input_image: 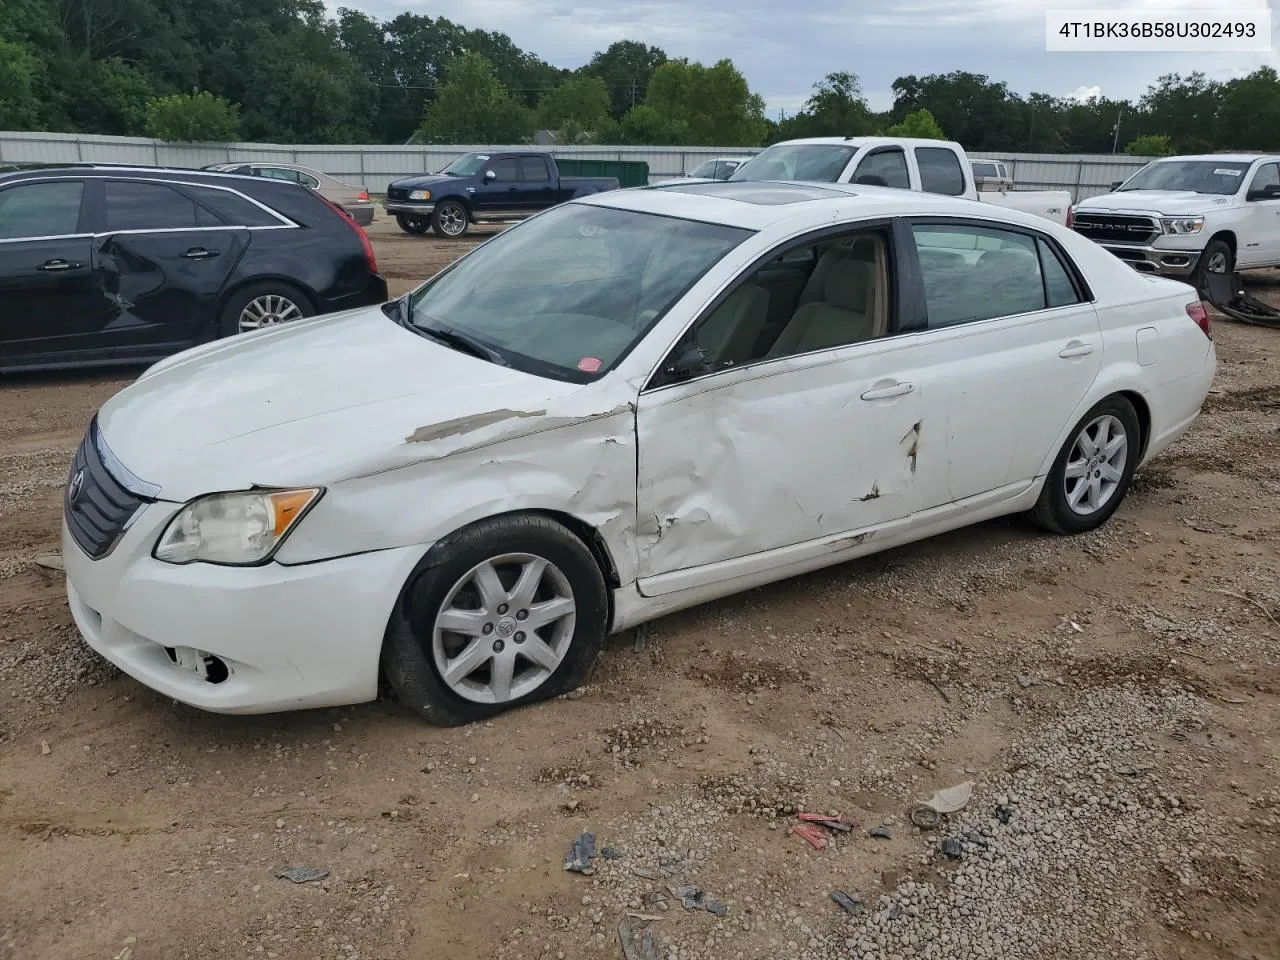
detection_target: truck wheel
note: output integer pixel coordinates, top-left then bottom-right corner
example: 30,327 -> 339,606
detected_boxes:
432,200 -> 470,239
396,214 -> 431,235
1194,237 -> 1233,291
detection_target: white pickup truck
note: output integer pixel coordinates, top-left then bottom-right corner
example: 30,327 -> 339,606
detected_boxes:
1068,152 -> 1280,285
716,137 -> 1071,224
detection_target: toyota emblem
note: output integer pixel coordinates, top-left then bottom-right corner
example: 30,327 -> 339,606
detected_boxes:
68,468 -> 84,503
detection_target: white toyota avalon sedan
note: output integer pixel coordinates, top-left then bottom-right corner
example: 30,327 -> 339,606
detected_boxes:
61,180 -> 1217,725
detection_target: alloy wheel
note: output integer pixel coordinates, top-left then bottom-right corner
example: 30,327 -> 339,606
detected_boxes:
1064,414 -> 1128,516
238,294 -> 304,332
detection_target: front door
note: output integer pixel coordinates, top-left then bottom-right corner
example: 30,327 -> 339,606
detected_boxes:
1239,161 -> 1280,268
903,219 -> 1103,506
474,157 -> 522,218
0,178 -> 110,367
635,222 -> 925,595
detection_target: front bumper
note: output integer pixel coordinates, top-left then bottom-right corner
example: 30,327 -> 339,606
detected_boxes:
385,202 -> 436,217
1100,244 -> 1201,278
62,507 -> 425,715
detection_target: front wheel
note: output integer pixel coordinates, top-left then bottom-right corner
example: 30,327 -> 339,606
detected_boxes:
1194,237 -> 1233,292
382,514 -> 608,725
396,213 -> 431,235
432,200 -> 470,238
1030,395 -> 1141,535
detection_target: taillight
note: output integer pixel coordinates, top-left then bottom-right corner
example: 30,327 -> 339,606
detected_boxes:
1186,299 -> 1211,339
1065,206 -> 1074,229
318,194 -> 379,275
357,190 -> 369,200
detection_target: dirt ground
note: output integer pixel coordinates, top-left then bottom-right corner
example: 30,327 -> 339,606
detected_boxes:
2,214 -> 1278,960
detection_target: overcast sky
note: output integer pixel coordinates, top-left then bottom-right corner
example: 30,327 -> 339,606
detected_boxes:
335,0 -> 1278,116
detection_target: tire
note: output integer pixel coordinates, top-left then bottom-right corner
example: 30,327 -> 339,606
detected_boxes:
218,281 -> 313,337
432,200 -> 470,239
1030,395 -> 1141,535
1193,237 -> 1233,292
396,213 -> 431,235
382,514 -> 609,726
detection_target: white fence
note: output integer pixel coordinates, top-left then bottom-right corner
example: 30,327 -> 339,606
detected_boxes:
0,131 -> 1153,202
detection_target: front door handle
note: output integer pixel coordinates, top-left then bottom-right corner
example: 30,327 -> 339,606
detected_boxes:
861,381 -> 914,401
183,248 -> 217,260
37,258 -> 79,272
1059,341 -> 1095,358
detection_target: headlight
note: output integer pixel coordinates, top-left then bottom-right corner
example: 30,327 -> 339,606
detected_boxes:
153,488 -> 322,565
1160,216 -> 1204,235
409,189 -> 432,201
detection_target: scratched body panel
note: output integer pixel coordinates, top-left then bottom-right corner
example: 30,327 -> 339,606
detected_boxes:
634,340 -> 925,582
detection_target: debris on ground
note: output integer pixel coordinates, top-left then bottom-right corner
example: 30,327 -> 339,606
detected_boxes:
830,890 -> 865,916
631,866 -> 661,880
797,811 -> 856,832
275,867 -> 329,883
908,805 -> 940,830
601,846 -> 623,860
939,837 -> 964,859
788,823 -> 829,850
869,826 -> 893,839
563,831 -> 597,874
31,554 -> 64,573
666,883 -> 729,916
617,920 -> 659,960
920,780 -> 974,814
40,740 -> 50,755
995,804 -> 1013,825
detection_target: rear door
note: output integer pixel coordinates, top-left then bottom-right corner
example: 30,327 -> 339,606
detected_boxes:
0,178 -> 108,366
517,155 -> 556,210
94,178 -> 249,351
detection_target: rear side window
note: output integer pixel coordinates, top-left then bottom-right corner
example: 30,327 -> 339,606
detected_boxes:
0,181 -> 84,239
1037,238 -> 1082,307
191,186 -> 284,227
853,148 -> 910,188
915,147 -> 966,196
105,181 -> 203,231
911,223 -> 1047,326
519,157 -> 549,180
490,158 -> 519,181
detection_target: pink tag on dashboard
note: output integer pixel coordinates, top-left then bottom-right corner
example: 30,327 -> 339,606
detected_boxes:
577,357 -> 602,372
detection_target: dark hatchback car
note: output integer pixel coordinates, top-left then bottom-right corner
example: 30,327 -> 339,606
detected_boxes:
0,165 -> 387,372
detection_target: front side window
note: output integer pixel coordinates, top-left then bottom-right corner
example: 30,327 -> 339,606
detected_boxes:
729,144 -> 857,183
1248,162 -> 1280,195
915,147 -> 966,196
405,203 -> 751,381
488,158 -> 519,182
0,181 -> 84,239
853,149 -> 910,189
912,223 -> 1051,327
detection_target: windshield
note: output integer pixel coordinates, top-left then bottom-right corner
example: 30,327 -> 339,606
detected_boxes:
729,144 -> 857,183
405,203 -> 752,381
441,153 -> 490,176
689,160 -> 716,178
1117,160 -> 1252,195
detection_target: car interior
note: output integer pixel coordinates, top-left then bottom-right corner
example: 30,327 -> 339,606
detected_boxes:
687,231 -> 891,372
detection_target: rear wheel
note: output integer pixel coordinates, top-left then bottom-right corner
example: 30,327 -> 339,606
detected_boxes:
382,514 -> 608,726
1030,395 -> 1141,535
218,282 -> 313,337
432,200 -> 470,239
396,214 -> 430,235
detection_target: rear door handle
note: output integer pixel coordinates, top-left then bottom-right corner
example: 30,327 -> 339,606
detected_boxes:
37,259 -> 79,272
183,248 -> 217,260
1059,341 -> 1095,359
860,381 -> 914,401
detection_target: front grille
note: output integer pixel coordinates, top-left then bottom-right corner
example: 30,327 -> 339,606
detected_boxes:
64,419 -> 155,560
1072,213 -> 1159,245
387,186 -> 409,202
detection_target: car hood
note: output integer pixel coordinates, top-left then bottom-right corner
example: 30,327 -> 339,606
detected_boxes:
390,174 -> 464,189
96,306 -> 588,502
1075,190 -> 1230,215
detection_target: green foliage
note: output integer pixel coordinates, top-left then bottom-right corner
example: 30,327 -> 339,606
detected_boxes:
642,58 -> 766,146
0,39 -> 42,129
1216,67 -> 1280,151
774,72 -> 875,141
416,52 -> 535,144
882,107 -> 946,139
1124,134 -> 1174,157
144,90 -> 240,141
539,75 -> 612,142
582,40 -> 667,120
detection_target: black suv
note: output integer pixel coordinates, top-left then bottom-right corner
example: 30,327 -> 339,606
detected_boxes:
0,165 -> 387,372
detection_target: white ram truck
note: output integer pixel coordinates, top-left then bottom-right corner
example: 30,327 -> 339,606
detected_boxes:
1068,153 -> 1280,285
717,137 -> 1071,224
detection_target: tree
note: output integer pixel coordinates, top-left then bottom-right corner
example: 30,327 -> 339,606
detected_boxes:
415,52 -> 535,144
1216,67 -> 1280,151
539,75 -> 612,142
1124,134 -> 1174,157
642,58 -> 766,145
774,71 -> 874,141
0,39 -> 41,129
891,71 -> 1020,150
584,40 -> 667,119
882,107 -> 946,139
1139,72 -> 1222,153
144,90 -> 240,141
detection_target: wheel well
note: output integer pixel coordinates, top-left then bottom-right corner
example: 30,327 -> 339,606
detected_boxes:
1117,389 -> 1151,461
530,510 -> 621,589
216,277 -> 318,324
1207,230 -> 1236,258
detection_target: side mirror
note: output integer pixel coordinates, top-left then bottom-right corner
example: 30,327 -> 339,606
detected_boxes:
657,343 -> 710,384
1246,184 -> 1280,201
1109,180 -> 1123,191
484,169 -> 497,181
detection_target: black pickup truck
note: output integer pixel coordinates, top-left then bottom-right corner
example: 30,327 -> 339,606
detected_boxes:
385,151 -> 620,238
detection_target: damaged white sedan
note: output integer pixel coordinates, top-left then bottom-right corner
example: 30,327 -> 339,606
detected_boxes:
62,180 -> 1216,724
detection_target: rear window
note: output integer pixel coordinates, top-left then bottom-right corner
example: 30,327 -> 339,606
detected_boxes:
916,147 -> 966,196
191,186 -> 284,227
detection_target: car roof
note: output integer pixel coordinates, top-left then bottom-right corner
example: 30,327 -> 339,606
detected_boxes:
576,179 -> 1050,232
1152,153 -> 1275,163
0,165 -> 310,186
763,136 -> 966,151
